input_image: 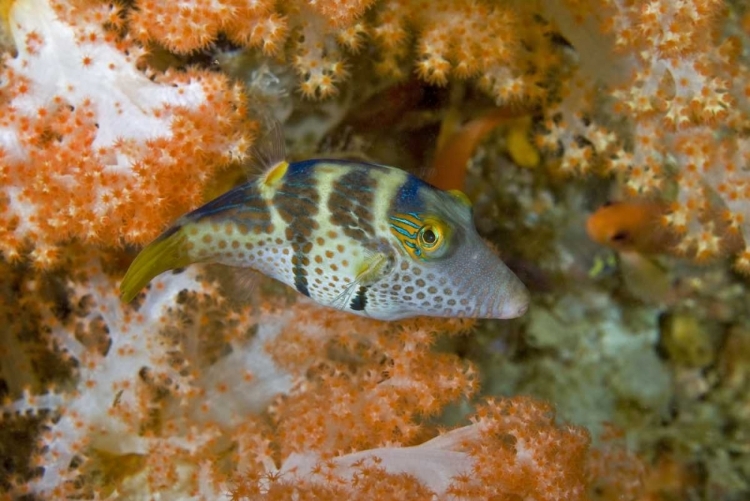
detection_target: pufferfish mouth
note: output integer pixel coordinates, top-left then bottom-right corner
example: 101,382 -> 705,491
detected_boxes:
492,284 -> 529,318
461,274 -> 529,319
447,244 -> 530,319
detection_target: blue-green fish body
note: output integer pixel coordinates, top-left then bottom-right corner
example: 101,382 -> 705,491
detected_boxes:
120,158 -> 529,320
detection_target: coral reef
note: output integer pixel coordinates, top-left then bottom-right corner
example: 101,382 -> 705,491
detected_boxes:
538,0 -> 750,270
1,253 -> 640,499
0,0 -> 255,267
1,0 -> 749,499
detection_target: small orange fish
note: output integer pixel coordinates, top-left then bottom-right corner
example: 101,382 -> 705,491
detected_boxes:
586,201 -> 678,255
587,200 -> 680,305
426,107 -> 532,192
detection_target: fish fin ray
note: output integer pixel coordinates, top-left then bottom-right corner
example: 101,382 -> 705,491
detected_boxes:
246,119 -> 287,180
331,277 -> 361,311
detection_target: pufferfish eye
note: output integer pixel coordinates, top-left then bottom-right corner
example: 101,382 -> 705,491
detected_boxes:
418,225 -> 440,249
389,213 -> 451,260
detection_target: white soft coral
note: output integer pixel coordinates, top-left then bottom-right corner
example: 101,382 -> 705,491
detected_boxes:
0,0 -> 254,264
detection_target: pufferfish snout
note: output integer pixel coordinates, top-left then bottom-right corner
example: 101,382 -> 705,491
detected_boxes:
120,151 -> 529,320
436,235 -> 530,319
375,181 -> 529,319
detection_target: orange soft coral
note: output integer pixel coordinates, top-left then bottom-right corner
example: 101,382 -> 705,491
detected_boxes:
268,313 -> 478,457
375,0 -> 519,86
1,257 -> 645,498
129,0 -> 287,55
374,0 -> 563,105
128,0 -> 562,103
232,395 -> 641,500
0,0 -> 256,267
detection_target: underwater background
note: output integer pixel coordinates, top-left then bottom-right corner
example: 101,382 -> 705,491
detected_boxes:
1,0 -> 749,499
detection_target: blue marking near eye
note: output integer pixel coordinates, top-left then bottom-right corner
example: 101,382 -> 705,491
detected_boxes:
393,175 -> 426,211
391,217 -> 421,230
389,215 -> 421,228
390,225 -> 417,238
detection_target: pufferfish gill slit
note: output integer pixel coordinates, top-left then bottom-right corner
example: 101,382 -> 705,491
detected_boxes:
120,134 -> 530,321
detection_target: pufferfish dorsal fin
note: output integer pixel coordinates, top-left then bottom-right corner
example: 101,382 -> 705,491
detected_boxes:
253,121 -> 295,201
244,119 -> 288,179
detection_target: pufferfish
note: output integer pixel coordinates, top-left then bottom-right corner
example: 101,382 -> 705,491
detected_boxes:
120,147 -> 529,320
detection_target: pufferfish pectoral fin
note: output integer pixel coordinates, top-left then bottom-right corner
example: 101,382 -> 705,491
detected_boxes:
120,224 -> 194,302
356,250 -> 396,287
332,249 -> 396,313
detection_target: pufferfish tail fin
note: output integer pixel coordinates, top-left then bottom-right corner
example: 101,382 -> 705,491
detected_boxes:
120,225 -> 193,302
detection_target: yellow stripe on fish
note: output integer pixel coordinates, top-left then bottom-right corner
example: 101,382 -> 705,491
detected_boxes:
121,157 -> 529,320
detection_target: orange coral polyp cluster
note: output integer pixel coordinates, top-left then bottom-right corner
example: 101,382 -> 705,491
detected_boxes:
267,312 -> 479,458
3,256 -> 642,498
374,0 -> 541,103
308,0 -> 378,28
0,0 -> 256,266
129,0 -> 286,56
127,0 -> 558,104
